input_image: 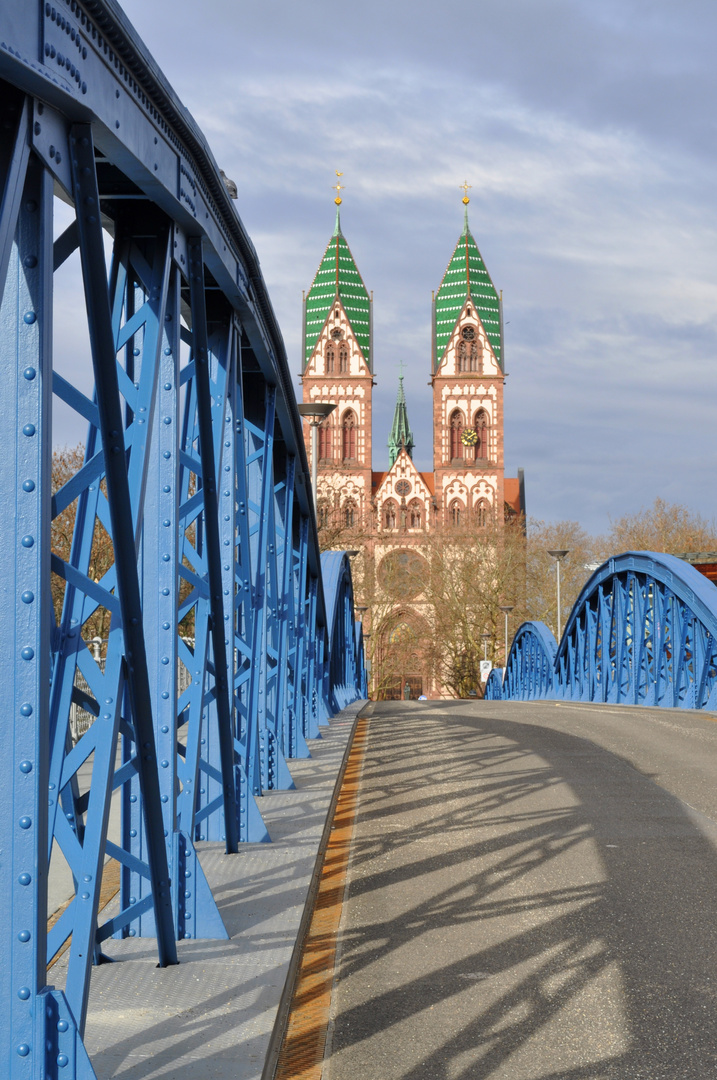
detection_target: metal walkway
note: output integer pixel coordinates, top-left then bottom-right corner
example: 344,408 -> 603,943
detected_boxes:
0,4 -> 364,1077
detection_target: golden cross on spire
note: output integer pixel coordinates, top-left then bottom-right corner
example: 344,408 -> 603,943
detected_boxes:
460,180 -> 471,205
332,170 -> 345,206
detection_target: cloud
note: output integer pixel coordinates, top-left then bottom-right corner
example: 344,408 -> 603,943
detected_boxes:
50,0 -> 717,533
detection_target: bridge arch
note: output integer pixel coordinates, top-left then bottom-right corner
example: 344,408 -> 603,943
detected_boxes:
500,621 -> 558,701
557,551 -> 717,709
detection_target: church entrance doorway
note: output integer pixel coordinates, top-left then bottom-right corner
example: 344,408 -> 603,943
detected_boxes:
381,675 -> 423,701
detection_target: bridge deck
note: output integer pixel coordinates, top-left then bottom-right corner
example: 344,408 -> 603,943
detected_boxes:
320,699 -> 717,1079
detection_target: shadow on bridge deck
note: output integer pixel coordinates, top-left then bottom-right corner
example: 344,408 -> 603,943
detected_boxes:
47,703 -> 366,1080
322,699 -> 717,1080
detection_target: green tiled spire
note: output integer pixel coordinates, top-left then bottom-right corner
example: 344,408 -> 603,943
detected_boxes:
388,376 -> 414,467
434,207 -> 502,370
304,209 -> 372,370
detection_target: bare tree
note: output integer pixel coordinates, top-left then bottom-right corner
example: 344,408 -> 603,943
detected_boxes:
604,497 -> 717,555
353,497 -> 717,699
415,517 -> 529,696
525,519 -> 602,640
52,443 -> 115,644
315,474 -> 374,553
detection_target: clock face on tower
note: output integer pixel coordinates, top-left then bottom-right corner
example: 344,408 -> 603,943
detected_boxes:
461,428 -> 478,446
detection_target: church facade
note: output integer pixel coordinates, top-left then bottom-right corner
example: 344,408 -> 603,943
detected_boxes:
300,196 -> 524,698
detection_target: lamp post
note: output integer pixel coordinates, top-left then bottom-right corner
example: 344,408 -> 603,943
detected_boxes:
547,549 -> 570,642
297,402 -> 336,508
498,604 -> 514,668
482,632 -> 491,661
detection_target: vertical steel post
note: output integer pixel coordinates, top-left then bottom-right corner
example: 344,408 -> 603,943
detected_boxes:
0,148 -> 95,1080
187,238 -> 239,852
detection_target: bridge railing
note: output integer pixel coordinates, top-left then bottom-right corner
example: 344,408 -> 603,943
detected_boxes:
490,552 -> 717,711
0,3 -> 363,1076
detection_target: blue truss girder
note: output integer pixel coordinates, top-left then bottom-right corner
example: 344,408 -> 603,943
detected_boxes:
0,4 -> 364,1074
498,621 -> 557,702
498,553 -> 717,711
321,551 -> 362,714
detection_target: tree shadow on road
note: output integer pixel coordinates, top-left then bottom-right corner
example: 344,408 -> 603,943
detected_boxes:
319,700 -> 717,1080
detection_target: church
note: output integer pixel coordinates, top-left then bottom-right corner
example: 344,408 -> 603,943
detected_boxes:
300,188 -> 525,698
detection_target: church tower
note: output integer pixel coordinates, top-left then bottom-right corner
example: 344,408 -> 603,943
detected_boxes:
301,190 -> 373,528
432,191 -> 505,527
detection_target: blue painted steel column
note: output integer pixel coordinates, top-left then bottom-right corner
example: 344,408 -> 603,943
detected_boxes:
304,575 -> 322,737
229,354 -> 267,831
291,518 -> 310,742
194,324 -> 269,844
274,458 -> 309,760
0,142 -> 95,1077
187,238 -> 239,851
246,390 -> 294,791
222,336 -> 268,840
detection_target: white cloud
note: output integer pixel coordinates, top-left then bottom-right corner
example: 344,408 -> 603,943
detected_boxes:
45,0 -> 717,533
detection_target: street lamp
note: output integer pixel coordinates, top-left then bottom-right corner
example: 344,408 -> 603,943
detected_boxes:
547,549 -> 570,642
498,604 -> 514,667
297,402 -> 336,508
481,632 -> 491,661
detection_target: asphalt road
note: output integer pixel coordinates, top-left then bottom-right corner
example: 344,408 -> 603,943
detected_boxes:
324,699 -> 717,1080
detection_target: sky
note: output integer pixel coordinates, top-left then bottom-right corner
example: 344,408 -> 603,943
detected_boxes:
97,0 -> 717,534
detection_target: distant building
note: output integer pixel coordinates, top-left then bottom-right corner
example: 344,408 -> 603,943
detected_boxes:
300,193 -> 524,698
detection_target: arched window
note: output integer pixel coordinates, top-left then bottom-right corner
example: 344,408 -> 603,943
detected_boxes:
458,340 -> 467,372
384,500 -> 397,530
318,420 -> 332,461
342,410 -> 356,461
475,498 -> 490,527
339,344 -> 349,373
474,409 -> 489,460
325,345 -> 335,374
449,409 -> 464,460
343,499 -> 357,528
449,499 -> 463,527
408,499 -> 422,528
317,500 -> 330,529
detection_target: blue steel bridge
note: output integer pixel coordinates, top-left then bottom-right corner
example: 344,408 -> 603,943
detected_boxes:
486,552 -> 717,711
2,3 -> 717,1078
0,2 -> 364,1076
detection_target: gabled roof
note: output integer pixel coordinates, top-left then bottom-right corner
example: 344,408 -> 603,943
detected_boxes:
304,208 -> 371,371
388,376 -> 414,466
434,208 -> 502,370
372,451 -> 434,499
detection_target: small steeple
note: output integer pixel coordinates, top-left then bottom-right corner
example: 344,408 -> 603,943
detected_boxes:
460,179 -> 471,235
388,375 -> 414,467
332,171 -> 344,236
